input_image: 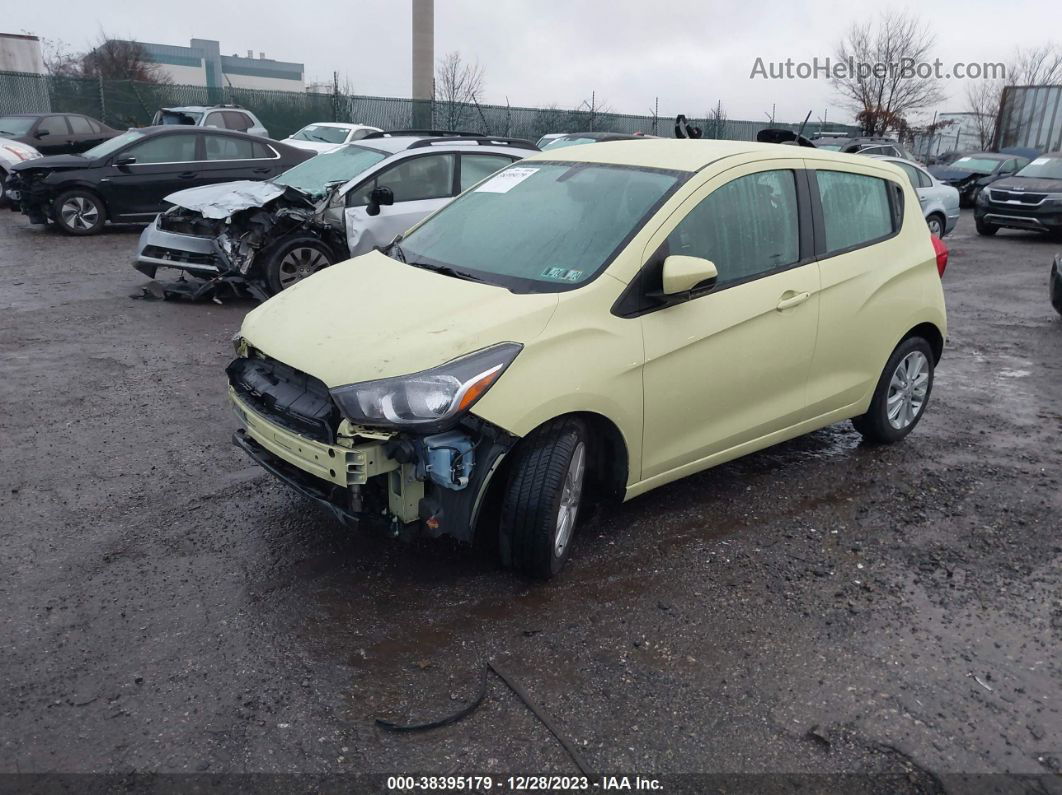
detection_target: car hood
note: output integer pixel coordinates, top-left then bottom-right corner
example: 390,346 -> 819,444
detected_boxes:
283,139 -> 342,154
239,250 -> 560,387
165,180 -> 313,218
11,153 -> 90,172
928,166 -> 981,182
987,176 -> 1062,193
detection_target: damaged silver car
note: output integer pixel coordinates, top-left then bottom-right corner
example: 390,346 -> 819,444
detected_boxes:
133,132 -> 539,300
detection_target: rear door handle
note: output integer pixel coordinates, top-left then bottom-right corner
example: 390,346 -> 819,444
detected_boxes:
177,171 -> 197,179
776,291 -> 810,311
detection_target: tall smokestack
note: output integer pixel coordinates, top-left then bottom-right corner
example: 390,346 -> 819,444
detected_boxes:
411,0 -> 434,128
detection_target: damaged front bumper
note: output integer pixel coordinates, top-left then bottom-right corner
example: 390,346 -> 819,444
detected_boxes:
228,371 -> 517,542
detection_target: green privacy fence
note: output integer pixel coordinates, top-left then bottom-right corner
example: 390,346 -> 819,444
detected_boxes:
0,70 -> 856,142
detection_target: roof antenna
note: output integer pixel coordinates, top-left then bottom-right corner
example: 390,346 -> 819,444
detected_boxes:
796,110 -> 812,141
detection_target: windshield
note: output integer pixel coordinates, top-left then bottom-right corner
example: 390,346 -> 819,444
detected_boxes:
949,156 -> 1001,174
84,129 -> 143,159
397,161 -> 684,292
1015,156 -> 1062,180
291,125 -> 349,144
272,144 -> 387,198
0,116 -> 36,136
541,136 -> 598,151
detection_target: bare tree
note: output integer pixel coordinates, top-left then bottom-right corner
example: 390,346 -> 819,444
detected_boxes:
40,35 -> 171,84
704,100 -> 728,139
965,41 -> 1062,148
435,51 -> 485,131
831,11 -> 945,136
81,37 -> 170,83
41,38 -> 82,77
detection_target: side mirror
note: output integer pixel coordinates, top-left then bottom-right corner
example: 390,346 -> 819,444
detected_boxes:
366,185 -> 394,217
661,255 -> 718,295
34,129 -> 49,139
114,154 -> 137,166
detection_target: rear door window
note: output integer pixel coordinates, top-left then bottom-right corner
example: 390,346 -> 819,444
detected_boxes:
224,111 -> 253,132
67,115 -> 94,134
204,111 -> 226,129
815,170 -> 895,254
203,134 -> 256,160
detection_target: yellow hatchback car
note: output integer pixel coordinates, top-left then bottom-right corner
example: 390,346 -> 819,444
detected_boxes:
228,140 -> 947,578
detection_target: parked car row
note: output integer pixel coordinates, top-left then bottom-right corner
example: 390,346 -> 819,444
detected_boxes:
5,126 -> 312,235
135,132 -> 539,298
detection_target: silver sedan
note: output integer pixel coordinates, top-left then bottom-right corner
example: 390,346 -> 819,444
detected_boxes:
873,155 -> 961,237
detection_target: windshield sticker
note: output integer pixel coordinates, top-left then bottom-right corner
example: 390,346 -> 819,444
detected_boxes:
1030,157 -> 1050,166
541,267 -> 583,282
476,167 -> 538,193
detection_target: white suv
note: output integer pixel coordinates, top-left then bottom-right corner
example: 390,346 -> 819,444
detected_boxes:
152,106 -> 269,138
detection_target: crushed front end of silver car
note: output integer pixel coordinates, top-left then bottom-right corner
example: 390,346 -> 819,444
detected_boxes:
133,180 -> 344,301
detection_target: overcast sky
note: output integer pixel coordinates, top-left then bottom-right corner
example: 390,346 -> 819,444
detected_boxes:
9,0 -> 1061,124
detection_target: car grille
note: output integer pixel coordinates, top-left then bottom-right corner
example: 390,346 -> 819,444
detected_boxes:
988,189 -> 1047,205
227,354 -> 340,445
142,245 -> 218,267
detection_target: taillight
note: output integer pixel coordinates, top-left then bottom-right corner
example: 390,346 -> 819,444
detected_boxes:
931,234 -> 948,277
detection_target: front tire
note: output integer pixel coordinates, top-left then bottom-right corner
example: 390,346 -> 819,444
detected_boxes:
852,337 -> 935,444
53,189 -> 106,235
499,417 -> 588,579
261,236 -> 334,295
975,216 -> 998,236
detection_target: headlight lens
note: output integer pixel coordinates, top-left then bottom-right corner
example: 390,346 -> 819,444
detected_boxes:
330,343 -> 522,429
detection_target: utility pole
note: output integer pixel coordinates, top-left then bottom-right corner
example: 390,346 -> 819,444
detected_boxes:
411,0 -> 434,129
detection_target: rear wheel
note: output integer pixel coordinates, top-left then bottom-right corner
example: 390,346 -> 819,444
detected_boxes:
262,237 -> 335,295
499,417 -> 588,579
926,213 -> 945,238
975,216 -> 998,236
852,337 -> 935,444
54,189 -> 106,235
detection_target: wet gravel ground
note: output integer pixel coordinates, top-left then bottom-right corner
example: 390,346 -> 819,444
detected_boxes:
0,209 -> 1059,788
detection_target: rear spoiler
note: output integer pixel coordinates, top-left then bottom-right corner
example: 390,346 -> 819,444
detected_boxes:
757,128 -> 817,148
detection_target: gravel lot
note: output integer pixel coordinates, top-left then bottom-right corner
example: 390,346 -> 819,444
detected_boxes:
1,208 -> 1059,788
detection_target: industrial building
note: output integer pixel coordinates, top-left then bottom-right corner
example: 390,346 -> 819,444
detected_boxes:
129,38 -> 305,91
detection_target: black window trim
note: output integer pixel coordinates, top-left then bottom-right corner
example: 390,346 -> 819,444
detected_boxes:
807,168 -> 904,260
612,166 -> 816,319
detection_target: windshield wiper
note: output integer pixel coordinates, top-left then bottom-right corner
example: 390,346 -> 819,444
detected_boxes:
407,261 -> 484,283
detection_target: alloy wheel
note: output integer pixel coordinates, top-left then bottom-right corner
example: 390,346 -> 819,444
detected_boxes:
554,441 -> 586,557
927,216 -> 943,237
277,247 -> 329,289
60,196 -> 99,231
886,351 -> 930,430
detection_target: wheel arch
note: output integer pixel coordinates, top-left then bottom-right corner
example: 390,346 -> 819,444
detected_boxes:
472,410 -> 630,543
902,321 -> 944,363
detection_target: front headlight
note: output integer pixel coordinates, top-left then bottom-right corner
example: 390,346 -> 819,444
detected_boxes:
330,343 -> 522,430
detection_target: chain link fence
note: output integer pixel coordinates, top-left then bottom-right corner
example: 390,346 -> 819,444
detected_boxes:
0,70 -> 856,143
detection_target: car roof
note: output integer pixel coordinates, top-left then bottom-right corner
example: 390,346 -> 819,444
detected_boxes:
525,138 -> 905,173
161,106 -> 250,113
352,135 -> 537,155
871,154 -> 929,170
957,152 -> 1009,160
299,122 -> 374,130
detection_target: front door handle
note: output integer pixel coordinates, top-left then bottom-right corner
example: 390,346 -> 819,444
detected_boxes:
177,171 -> 197,179
776,291 -> 810,311
252,167 -> 270,174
